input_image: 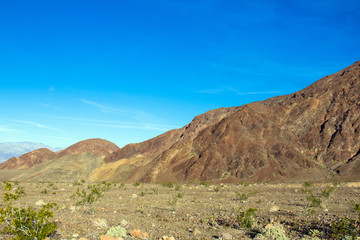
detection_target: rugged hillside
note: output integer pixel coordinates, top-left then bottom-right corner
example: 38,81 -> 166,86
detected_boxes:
56,138 -> 119,159
0,142 -> 61,163
111,61 -> 359,183
0,148 -> 56,170
1,62 -> 359,183
0,138 -> 119,171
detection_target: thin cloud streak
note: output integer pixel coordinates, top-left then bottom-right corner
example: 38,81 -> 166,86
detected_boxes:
80,99 -> 120,113
14,120 -> 68,136
45,115 -> 181,131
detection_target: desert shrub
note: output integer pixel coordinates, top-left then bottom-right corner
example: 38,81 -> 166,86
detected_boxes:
330,217 -> 359,239
214,186 -> 221,193
41,189 -> 48,195
237,207 -> 257,228
321,186 -> 334,198
332,179 -> 341,187
162,182 -> 174,188
236,193 -> 249,202
106,225 -> 127,238
151,188 -> 159,194
133,182 -> 141,187
238,181 -> 250,187
303,181 -> 314,188
176,192 -> 184,198
200,181 -> 209,187
255,223 -> 289,240
174,185 -> 182,191
307,192 -> 322,208
0,182 -> 57,239
74,183 -> 110,205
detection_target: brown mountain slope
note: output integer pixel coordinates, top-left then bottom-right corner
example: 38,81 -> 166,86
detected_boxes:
118,61 -> 360,183
0,148 -> 56,170
104,107 -> 239,163
0,138 -> 119,170
56,138 -> 119,159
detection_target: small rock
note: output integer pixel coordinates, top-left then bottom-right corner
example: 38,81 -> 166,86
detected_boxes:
221,232 -> 233,240
132,194 -> 138,198
35,199 -> 46,206
270,205 -> 280,212
73,233 -> 79,238
93,218 -> 108,229
130,228 -> 148,239
121,219 -> 128,226
99,236 -> 115,240
69,206 -> 76,212
162,236 -> 175,240
193,228 -> 201,236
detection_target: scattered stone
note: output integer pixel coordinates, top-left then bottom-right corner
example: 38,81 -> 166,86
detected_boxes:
193,228 -> 201,236
99,235 -> 123,240
121,219 -> 128,226
93,218 -> 108,229
73,233 -> 79,238
69,206 -> 76,212
270,205 -> 280,212
35,199 -> 46,206
162,236 -> 175,240
132,194 -> 138,198
221,232 -> 233,240
130,228 -> 148,239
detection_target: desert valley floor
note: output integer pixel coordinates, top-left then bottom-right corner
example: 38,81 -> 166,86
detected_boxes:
0,180 -> 359,240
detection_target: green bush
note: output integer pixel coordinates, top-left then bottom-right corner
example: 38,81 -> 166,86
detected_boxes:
255,223 -> 289,240
74,183 -> 110,205
162,182 -> 174,188
237,207 -> 257,228
0,182 -> 57,239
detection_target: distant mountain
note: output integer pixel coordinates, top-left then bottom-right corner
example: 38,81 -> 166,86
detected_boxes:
1,61 -> 359,183
0,142 -> 62,163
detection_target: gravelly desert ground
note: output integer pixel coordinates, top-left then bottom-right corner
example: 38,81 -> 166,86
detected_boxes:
0,180 -> 359,239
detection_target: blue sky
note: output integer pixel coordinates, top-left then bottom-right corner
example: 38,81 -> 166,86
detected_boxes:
0,0 -> 359,148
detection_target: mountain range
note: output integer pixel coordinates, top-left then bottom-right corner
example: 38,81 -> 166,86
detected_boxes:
0,142 -> 61,164
1,61 -> 359,183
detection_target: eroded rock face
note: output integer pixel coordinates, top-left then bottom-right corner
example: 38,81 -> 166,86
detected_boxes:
1,61 -> 359,183
123,61 -> 360,183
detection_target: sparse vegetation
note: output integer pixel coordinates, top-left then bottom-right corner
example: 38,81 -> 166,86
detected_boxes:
73,183 -> 111,205
237,207 -> 257,228
0,182 -> 58,239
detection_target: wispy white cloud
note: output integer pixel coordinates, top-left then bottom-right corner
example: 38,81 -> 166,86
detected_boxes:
80,99 -> 120,113
46,116 -> 180,132
14,120 -> 68,136
0,126 -> 20,133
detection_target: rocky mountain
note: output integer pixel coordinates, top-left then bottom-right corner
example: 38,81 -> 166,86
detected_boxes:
0,139 -> 120,181
101,61 -> 360,183
1,61 -> 359,183
0,142 -> 61,163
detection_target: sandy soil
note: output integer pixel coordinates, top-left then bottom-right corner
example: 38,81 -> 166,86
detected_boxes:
0,181 -> 359,239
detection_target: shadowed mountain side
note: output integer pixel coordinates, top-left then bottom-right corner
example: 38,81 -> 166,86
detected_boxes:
10,152 -> 104,182
1,62 -> 359,183
104,107 -> 240,162
122,61 -> 360,183
0,148 -> 56,170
